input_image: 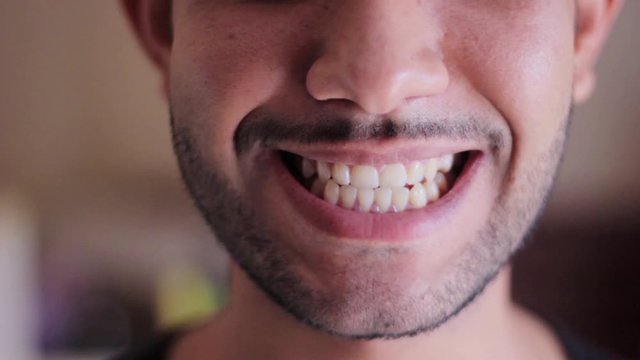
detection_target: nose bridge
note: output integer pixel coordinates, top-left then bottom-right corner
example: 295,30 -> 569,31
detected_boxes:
333,0 -> 439,63
306,0 -> 449,115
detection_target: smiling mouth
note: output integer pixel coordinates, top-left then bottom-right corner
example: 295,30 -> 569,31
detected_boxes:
280,151 -> 470,214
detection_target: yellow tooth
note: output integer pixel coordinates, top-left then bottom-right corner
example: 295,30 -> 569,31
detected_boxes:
339,186 -> 358,209
425,180 -> 440,202
379,164 -> 407,188
409,183 -> 427,208
302,158 -> 316,178
324,180 -> 340,205
435,172 -> 448,193
438,154 -> 454,173
317,161 -> 331,181
374,187 -> 393,213
308,156 -> 454,211
332,163 -> 351,186
351,165 -> 379,189
311,179 -> 326,197
423,158 -> 438,182
357,188 -> 375,212
406,162 -> 425,185
392,187 -> 410,212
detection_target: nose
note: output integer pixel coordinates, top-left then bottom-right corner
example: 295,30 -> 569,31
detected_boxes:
306,0 -> 450,115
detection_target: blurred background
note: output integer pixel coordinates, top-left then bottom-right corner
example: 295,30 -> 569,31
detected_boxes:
0,1 -> 638,359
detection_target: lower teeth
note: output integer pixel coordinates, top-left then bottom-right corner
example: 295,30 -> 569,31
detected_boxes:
309,174 -> 450,213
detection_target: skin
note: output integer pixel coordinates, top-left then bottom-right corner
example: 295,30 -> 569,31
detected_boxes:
121,0 -> 623,359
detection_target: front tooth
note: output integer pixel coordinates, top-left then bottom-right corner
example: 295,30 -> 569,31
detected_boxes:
317,161 -> 332,181
392,187 -> 410,212
339,186 -> 358,209
409,183 -> 428,208
434,172 -> 449,193
302,158 -> 317,178
324,180 -> 340,205
351,165 -> 379,189
311,179 -> 326,197
332,163 -> 351,186
374,188 -> 393,213
406,162 -> 425,185
425,180 -> 440,202
423,158 -> 438,182
357,188 -> 375,212
438,154 -> 454,173
379,164 -> 407,188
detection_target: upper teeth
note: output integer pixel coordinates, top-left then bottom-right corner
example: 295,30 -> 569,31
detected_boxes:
303,153 -> 458,213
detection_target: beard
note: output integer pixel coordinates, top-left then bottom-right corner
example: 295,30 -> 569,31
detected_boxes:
169,108 -> 569,340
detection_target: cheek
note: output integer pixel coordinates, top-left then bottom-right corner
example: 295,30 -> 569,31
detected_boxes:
169,6 -> 316,177
444,2 -> 575,152
170,1 -> 320,170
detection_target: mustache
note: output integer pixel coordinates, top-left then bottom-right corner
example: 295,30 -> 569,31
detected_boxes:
233,111 -> 507,156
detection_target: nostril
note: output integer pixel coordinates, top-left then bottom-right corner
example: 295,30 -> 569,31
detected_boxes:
306,56 -> 450,115
306,57 -> 353,102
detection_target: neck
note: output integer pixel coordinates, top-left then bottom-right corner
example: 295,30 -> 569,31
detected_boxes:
172,264 -> 565,360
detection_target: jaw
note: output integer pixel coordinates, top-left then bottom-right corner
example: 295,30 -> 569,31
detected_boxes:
171,106 -> 566,339
228,141 -> 501,334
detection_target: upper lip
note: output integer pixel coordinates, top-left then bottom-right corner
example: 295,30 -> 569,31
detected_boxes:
273,138 -> 482,166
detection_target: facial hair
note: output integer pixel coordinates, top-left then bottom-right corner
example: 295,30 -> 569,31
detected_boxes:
169,108 -> 569,339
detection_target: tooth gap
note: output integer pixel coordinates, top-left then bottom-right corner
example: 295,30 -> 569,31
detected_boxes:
451,151 -> 470,176
281,151 -> 306,185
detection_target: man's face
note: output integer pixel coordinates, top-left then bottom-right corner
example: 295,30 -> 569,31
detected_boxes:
168,0 -> 576,338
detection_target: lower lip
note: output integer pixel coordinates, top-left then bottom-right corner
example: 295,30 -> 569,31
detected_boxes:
269,151 -> 484,242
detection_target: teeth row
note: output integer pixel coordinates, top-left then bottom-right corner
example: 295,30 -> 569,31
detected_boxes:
301,154 -> 457,213
303,154 -> 455,189
311,173 -> 449,213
